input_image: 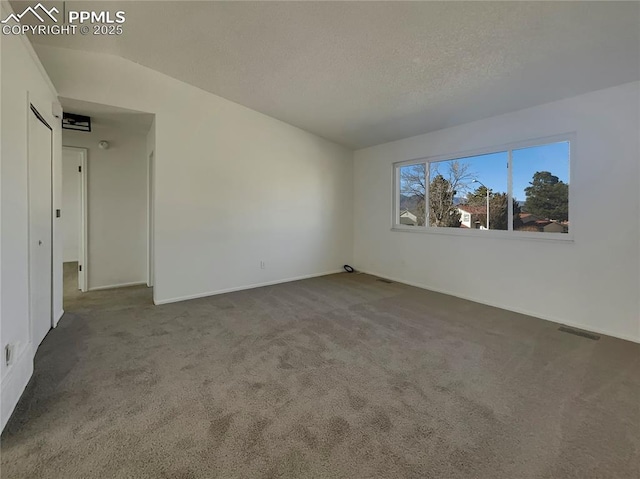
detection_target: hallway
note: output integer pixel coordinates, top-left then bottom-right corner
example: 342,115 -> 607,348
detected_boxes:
63,261 -> 152,312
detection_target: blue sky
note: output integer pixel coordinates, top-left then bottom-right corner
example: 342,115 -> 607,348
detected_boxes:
511,142 -> 569,201
400,141 -> 570,202
433,141 -> 570,201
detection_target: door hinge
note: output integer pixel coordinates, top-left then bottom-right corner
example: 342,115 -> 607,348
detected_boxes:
78,165 -> 82,172
78,264 -> 82,272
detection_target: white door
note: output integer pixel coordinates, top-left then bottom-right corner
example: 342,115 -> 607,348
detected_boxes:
28,106 -> 53,348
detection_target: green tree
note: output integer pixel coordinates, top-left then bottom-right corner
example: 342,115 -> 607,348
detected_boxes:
466,186 -> 490,208
524,171 -> 569,221
512,200 -> 523,230
428,160 -> 475,227
466,187 -> 522,230
489,194 -> 523,230
429,174 -> 461,227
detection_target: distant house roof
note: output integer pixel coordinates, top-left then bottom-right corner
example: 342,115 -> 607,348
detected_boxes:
457,204 -> 486,215
519,213 -> 568,224
399,210 -> 418,225
543,222 -> 566,232
515,218 -> 568,233
518,213 -> 540,224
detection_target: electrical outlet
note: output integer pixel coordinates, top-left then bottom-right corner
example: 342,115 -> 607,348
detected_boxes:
260,261 -> 266,269
5,344 -> 14,366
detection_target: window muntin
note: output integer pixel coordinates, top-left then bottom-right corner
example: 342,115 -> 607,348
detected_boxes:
394,138 -> 571,237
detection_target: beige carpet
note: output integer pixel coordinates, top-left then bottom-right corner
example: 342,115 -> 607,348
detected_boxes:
2,268 -> 639,478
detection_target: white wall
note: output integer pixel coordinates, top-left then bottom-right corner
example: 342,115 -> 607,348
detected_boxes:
63,123 -> 148,289
61,149 -> 81,262
354,81 -> 640,342
1,3 -> 62,429
35,45 -> 354,304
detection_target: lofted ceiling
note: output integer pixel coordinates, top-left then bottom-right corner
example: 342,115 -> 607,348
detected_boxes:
17,1 -> 640,149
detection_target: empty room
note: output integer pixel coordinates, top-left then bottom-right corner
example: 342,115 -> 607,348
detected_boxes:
1,1 -> 638,478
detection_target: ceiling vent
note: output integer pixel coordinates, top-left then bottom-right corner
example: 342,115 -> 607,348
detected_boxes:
62,112 -> 91,132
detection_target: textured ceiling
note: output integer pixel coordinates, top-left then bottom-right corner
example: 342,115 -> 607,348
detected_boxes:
22,1 -> 640,148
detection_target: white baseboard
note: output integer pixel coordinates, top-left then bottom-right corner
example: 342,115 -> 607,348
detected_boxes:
358,268 -> 640,344
1,343 -> 34,432
89,281 -> 147,292
155,269 -> 344,305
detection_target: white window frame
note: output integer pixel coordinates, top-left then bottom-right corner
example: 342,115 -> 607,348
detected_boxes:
392,133 -> 575,242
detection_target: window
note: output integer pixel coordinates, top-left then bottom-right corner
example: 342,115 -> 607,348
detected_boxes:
394,136 -> 571,237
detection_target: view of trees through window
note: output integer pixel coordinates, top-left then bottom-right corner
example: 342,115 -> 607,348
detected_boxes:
513,142 -> 569,233
397,140 -> 570,234
399,164 -> 426,226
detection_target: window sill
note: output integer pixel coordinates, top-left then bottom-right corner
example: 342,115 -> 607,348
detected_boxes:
391,226 -> 574,243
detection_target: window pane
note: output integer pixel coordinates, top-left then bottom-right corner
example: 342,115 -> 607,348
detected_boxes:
430,152 -> 508,230
399,164 -> 426,226
512,142 -> 569,234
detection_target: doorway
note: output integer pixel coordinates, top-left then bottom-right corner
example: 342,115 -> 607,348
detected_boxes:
28,105 -> 53,348
62,147 -> 88,297
58,97 -> 154,300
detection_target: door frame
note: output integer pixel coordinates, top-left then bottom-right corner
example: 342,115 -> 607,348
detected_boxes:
62,146 -> 89,292
147,150 -> 154,288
